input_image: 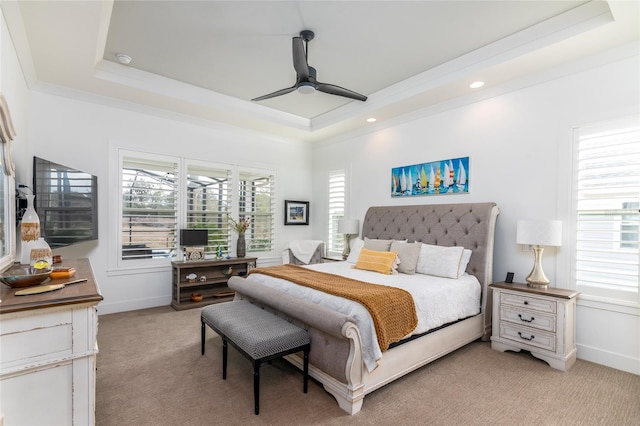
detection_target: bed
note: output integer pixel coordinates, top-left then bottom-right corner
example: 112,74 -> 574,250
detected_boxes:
228,202 -> 499,415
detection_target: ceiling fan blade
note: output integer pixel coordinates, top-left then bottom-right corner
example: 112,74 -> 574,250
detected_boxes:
292,37 -> 309,80
251,85 -> 297,102
316,82 -> 367,101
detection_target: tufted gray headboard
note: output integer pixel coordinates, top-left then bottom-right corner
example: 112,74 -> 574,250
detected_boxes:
362,202 -> 500,288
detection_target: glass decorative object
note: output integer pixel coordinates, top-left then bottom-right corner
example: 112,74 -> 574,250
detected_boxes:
30,237 -> 52,268
20,194 -> 40,264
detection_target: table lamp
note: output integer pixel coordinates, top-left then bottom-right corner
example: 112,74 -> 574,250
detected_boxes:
338,219 -> 359,260
516,220 -> 562,288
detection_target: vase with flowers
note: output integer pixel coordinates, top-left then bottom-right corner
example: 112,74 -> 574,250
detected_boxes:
228,215 -> 251,258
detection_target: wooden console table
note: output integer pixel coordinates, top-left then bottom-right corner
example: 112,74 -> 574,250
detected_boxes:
171,257 -> 257,310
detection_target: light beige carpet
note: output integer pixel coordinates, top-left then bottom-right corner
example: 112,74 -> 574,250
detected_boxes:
96,305 -> 639,425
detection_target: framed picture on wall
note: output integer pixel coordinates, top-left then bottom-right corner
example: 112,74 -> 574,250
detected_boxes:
391,156 -> 469,197
284,200 -> 309,225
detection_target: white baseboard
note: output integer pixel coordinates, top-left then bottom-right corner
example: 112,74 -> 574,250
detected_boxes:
577,343 -> 640,375
97,295 -> 170,315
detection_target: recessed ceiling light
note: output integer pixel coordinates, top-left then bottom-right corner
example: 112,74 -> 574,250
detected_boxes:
366,118 -> 377,123
116,53 -> 132,65
469,81 -> 485,89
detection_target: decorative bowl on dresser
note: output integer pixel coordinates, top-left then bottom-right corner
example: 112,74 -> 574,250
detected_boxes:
0,265 -> 52,288
490,281 -> 579,371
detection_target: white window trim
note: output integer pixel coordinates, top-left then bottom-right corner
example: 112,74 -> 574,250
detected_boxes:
235,165 -> 276,258
327,169 -> 346,257
557,115 -> 640,312
183,158 -> 233,257
114,149 -> 179,271
108,146 -> 276,273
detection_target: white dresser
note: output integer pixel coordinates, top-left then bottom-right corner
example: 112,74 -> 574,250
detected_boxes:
490,282 -> 579,371
0,259 -> 102,425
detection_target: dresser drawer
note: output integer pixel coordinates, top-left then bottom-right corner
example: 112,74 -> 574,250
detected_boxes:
500,306 -> 556,332
0,310 -> 73,369
500,292 -> 556,313
499,322 -> 556,352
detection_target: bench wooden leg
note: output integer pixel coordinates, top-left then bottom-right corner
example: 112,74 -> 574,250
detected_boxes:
222,339 -> 228,380
201,320 -> 205,355
254,361 -> 261,415
303,347 -> 309,394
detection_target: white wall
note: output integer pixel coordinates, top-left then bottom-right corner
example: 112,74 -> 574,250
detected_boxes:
10,92 -> 313,314
2,9 -> 638,374
312,54 -> 640,374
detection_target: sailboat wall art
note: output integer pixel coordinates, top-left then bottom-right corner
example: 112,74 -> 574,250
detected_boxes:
391,156 -> 469,197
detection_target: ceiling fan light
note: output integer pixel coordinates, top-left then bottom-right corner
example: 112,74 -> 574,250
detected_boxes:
297,83 -> 315,95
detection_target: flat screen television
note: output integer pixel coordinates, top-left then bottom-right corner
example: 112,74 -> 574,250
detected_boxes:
180,229 -> 208,246
33,156 -> 98,248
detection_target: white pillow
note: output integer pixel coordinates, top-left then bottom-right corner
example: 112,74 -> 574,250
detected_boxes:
346,238 -> 364,263
458,249 -> 472,276
416,244 -> 465,279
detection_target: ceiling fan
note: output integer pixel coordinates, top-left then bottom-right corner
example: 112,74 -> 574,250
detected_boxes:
252,30 -> 367,102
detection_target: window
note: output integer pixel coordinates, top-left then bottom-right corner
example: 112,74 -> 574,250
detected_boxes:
121,155 -> 178,261
327,169 -> 345,256
117,149 -> 275,266
574,119 -> 640,302
239,169 -> 275,253
0,96 -> 17,271
186,164 -> 231,256
0,138 -> 13,270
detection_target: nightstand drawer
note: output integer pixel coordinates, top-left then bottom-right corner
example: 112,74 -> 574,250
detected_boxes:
499,322 -> 556,352
500,292 -> 556,314
500,306 -> 556,332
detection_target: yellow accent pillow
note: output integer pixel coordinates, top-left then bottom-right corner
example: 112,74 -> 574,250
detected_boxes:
354,247 -> 399,275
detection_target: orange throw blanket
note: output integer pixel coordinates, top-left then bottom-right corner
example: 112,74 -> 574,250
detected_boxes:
249,264 -> 418,350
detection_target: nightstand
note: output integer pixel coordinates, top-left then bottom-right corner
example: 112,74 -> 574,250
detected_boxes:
490,282 -> 579,371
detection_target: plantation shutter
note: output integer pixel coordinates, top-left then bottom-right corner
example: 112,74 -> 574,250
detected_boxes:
328,170 -> 345,255
121,156 -> 178,260
186,164 -> 232,256
239,169 -> 275,253
575,121 -> 640,302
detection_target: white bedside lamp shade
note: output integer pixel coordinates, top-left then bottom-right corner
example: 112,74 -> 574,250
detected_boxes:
337,219 -> 359,235
516,220 -> 562,288
337,219 -> 359,260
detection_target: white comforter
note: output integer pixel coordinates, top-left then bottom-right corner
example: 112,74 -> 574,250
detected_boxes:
248,261 -> 481,372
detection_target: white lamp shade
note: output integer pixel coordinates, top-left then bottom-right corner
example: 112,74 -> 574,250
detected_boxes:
516,220 -> 562,247
338,218 -> 359,235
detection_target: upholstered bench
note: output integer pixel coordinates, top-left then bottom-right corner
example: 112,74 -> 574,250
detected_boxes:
201,301 -> 311,415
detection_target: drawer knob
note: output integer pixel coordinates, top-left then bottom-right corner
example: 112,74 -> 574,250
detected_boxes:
518,332 -> 535,341
523,301 -> 529,305
518,314 -> 535,323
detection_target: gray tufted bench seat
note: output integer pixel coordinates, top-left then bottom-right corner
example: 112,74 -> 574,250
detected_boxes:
201,300 -> 310,415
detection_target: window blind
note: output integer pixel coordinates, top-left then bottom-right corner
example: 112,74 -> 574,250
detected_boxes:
122,156 -> 178,260
239,169 -> 275,253
575,123 -> 640,301
328,170 -> 345,255
186,164 -> 232,256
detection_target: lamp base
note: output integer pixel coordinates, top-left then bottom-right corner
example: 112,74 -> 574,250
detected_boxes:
525,246 -> 550,289
341,234 -> 352,260
526,281 -> 550,289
